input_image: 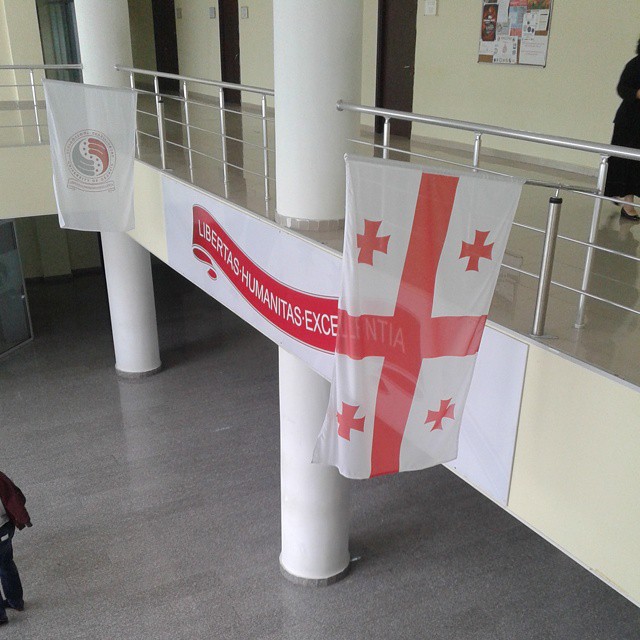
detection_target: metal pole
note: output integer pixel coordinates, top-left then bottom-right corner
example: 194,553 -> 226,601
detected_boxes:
219,87 -> 229,197
182,80 -> 194,183
129,71 -> 140,159
532,196 -> 563,337
29,69 -> 42,144
575,155 -> 609,328
154,75 -> 167,170
261,94 -> 270,213
473,133 -> 482,169
382,117 -> 391,160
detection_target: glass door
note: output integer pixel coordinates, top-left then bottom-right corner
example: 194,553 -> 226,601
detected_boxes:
0,220 -> 32,358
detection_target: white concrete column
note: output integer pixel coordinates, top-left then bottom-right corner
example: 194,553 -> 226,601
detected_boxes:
74,0 -> 161,376
273,0 -> 363,230
274,1 -> 363,584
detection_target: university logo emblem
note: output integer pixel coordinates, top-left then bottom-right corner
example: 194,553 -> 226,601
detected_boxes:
65,130 -> 116,192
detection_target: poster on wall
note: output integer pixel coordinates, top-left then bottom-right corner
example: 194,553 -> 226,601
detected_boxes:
478,0 -> 553,67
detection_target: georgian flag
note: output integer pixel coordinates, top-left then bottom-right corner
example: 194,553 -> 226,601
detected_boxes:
43,79 -> 137,232
312,156 -> 523,479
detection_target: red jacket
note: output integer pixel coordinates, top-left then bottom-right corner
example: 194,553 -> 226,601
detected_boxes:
0,472 -> 32,530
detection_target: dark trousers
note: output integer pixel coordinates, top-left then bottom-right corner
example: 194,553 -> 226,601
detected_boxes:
0,522 -> 23,618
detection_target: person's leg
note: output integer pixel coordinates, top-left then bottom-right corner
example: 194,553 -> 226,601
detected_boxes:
0,599 -> 6,624
0,524 -> 24,611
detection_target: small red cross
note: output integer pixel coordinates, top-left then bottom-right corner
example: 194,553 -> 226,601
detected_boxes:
459,230 -> 494,272
425,398 -> 455,432
357,219 -> 390,265
337,174 -> 487,477
337,403 -> 366,441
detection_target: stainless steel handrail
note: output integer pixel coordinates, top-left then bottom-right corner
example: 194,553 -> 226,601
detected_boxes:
0,64 -> 83,70
337,100 -> 640,161
116,64 -> 274,209
115,65 -> 274,96
337,100 -> 640,341
0,63 -> 83,144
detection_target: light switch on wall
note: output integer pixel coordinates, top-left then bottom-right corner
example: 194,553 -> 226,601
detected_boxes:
240,6 -> 249,19
424,0 -> 437,16
209,7 -> 216,19
176,7 -> 182,19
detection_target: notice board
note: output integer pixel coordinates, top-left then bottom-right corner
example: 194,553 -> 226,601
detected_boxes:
478,0 -> 553,67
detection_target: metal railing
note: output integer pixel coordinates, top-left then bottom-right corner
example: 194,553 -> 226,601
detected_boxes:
4,63 -> 640,374
115,66 -> 275,212
0,64 -> 82,145
337,101 -> 640,341
1,62 -> 275,212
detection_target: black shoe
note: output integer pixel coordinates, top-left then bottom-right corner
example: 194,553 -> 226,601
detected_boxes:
620,208 -> 640,221
0,617 -> 7,625
2,599 -> 23,612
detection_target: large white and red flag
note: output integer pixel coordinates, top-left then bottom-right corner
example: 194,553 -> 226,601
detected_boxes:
43,79 -> 137,232
313,156 -> 524,479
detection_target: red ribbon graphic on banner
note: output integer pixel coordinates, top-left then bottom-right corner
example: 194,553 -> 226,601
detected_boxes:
192,205 -> 339,353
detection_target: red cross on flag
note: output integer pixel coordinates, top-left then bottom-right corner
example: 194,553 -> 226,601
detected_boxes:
312,156 -> 524,479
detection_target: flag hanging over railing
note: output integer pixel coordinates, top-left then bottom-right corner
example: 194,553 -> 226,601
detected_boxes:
43,79 -> 136,232
313,156 -> 524,479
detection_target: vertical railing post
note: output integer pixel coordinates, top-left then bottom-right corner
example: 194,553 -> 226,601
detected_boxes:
473,132 -> 482,169
129,71 -> 140,159
182,80 -> 194,183
574,155 -> 609,328
29,68 -> 43,144
154,75 -> 167,170
219,86 -> 229,198
261,93 -> 270,213
532,196 -> 563,337
382,117 -> 391,160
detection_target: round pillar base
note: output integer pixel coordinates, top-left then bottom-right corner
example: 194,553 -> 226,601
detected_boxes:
279,557 -> 351,587
274,212 -> 344,232
116,363 -> 163,379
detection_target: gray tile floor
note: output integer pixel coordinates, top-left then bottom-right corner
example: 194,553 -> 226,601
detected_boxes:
1,263 -> 639,639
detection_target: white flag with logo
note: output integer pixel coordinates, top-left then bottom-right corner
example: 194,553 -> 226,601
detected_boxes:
43,79 -> 136,232
312,156 -> 524,479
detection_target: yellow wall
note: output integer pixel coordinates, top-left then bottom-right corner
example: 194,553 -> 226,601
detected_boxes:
0,3 -> 10,63
175,0 -> 222,93
360,0 -> 378,129
128,0 -> 157,73
0,0 -> 45,144
127,161 -> 167,261
509,342 -> 640,604
1,0 -> 43,68
6,0 -> 639,169
409,1 -> 640,168
238,0 -> 273,93
0,145 -> 56,217
14,217 -> 101,280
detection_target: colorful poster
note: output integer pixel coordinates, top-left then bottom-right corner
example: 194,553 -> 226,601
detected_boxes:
479,40 -> 497,56
493,36 -> 519,64
497,0 -> 510,23
522,12 -> 538,38
508,6 -> 526,37
479,0 -> 553,66
537,9 -> 550,30
481,3 -> 499,42
519,35 -> 549,65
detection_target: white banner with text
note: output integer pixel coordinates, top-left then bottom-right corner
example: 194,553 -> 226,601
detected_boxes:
163,177 -> 341,381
